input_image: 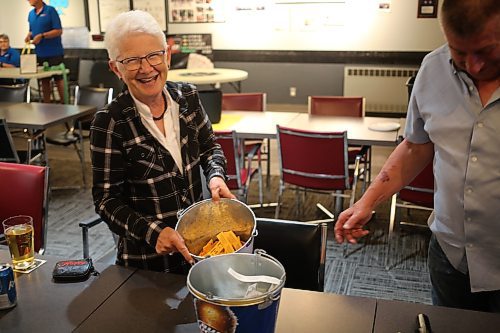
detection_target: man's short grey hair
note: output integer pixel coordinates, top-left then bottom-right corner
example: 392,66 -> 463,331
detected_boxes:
0,34 -> 9,41
105,10 -> 166,60
441,0 -> 500,37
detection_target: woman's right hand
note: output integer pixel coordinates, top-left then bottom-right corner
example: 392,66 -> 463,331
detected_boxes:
155,227 -> 194,264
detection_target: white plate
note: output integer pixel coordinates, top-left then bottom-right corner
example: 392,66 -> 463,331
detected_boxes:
368,122 -> 401,132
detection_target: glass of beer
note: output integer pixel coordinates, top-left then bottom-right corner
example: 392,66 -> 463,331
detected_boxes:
2,215 -> 35,270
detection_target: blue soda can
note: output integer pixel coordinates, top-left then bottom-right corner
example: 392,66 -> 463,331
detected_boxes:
0,264 -> 17,309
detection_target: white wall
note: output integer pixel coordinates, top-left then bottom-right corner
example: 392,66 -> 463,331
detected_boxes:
2,0 -> 445,51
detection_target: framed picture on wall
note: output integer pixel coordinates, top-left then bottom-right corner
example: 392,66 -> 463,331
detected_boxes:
132,0 -> 168,31
168,0 -> 225,23
97,0 -> 131,33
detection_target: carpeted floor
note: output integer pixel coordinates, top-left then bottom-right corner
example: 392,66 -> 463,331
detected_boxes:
44,143 -> 432,304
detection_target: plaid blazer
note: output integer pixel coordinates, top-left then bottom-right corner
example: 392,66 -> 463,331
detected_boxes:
90,81 -> 227,272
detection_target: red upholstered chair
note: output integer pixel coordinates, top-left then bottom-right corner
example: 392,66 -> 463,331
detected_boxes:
308,96 -> 364,117
388,161 -> 434,237
0,162 -> 49,254
275,125 -> 361,220
386,161 -> 433,269
308,96 -> 371,191
222,92 -> 267,112
222,93 -> 271,186
214,130 -> 263,205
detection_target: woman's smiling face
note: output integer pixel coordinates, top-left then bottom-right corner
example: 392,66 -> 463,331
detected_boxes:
109,33 -> 170,104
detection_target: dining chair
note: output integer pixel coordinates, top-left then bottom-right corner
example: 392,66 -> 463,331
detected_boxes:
253,218 -> 328,291
214,130 -> 263,206
275,125 -> 361,221
198,89 -> 222,124
45,85 -> 113,188
63,56 -> 80,103
385,161 -> 433,270
308,96 -> 371,191
0,162 -> 49,254
388,161 -> 434,238
0,83 -> 31,103
222,92 -> 271,186
73,86 -> 114,137
222,92 -> 267,112
0,118 -> 29,164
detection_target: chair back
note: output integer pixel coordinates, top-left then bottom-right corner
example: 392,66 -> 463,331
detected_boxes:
75,85 -> 113,129
277,125 -> 350,190
64,56 -> 80,84
198,89 -> 222,124
222,93 -> 266,111
0,119 -> 20,163
399,161 -> 434,208
214,130 -> 241,190
308,96 -> 364,117
254,218 -> 327,291
0,84 -> 30,103
0,162 -> 49,253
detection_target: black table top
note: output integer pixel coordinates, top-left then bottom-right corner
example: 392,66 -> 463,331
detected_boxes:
2,249 -> 500,333
0,102 -> 96,130
0,251 -> 136,333
374,298 -> 500,333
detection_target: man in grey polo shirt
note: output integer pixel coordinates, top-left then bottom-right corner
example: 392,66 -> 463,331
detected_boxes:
334,0 -> 500,312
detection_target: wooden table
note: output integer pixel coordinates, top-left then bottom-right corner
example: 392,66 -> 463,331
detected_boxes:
168,68 -> 248,92
0,102 -> 96,164
374,298 -> 500,332
2,248 -> 499,333
0,102 -> 95,131
213,111 -> 301,139
0,67 -> 67,80
0,250 -> 136,332
214,111 -> 403,146
287,113 -> 403,147
74,269 -> 376,333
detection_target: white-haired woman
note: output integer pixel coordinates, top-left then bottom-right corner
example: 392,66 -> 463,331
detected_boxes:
90,10 -> 234,273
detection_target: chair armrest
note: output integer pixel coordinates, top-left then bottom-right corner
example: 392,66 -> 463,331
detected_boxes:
80,215 -> 104,258
79,215 -> 103,229
349,155 -> 362,207
244,142 -> 261,162
358,145 -> 370,157
243,142 -> 262,188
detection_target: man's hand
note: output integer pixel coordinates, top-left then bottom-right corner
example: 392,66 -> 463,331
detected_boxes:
155,227 -> 194,264
209,176 -> 236,201
334,202 -> 372,244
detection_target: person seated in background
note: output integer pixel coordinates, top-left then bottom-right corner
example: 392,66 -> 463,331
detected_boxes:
91,10 -> 235,273
0,34 -> 21,85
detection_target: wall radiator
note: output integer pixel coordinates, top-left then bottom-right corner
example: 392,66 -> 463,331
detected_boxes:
343,66 -> 419,115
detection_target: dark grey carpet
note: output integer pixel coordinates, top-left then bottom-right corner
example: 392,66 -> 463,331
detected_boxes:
45,153 -> 432,304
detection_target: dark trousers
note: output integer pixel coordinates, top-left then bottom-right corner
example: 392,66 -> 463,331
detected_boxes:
428,234 -> 500,312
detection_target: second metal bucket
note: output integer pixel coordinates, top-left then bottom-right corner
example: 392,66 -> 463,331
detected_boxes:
187,251 -> 286,333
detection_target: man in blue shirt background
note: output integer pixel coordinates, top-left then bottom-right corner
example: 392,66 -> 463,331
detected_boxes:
0,34 -> 21,85
25,0 -> 65,103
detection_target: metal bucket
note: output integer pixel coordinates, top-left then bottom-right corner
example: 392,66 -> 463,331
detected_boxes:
187,251 -> 286,333
175,198 -> 256,261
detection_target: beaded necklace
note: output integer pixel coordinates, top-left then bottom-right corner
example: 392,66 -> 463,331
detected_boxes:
152,94 -> 167,121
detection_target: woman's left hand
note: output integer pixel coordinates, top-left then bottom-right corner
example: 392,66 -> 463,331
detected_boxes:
209,176 -> 236,201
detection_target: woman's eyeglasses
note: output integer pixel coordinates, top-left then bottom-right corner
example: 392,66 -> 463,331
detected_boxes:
116,50 -> 166,71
